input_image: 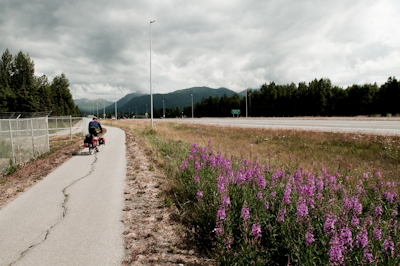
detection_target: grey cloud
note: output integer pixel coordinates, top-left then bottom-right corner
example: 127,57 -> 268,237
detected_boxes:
1,0 -> 399,101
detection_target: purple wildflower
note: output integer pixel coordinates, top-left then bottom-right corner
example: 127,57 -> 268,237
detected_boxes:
384,191 -> 397,203
264,201 -> 269,210
180,159 -> 187,171
277,207 -> 286,222
282,184 -> 292,204
222,196 -> 231,207
241,200 -> 250,220
217,208 -> 226,221
297,202 -> 309,221
363,249 -> 374,263
196,190 -> 203,199
383,239 -> 395,257
355,229 -> 368,248
257,191 -> 263,200
251,224 -> 262,240
324,215 -> 337,234
375,205 -> 383,217
351,216 -> 360,227
340,227 -> 353,248
329,236 -> 344,265
305,232 -> 315,246
373,227 -> 382,241
194,175 -> 200,184
270,191 -> 277,201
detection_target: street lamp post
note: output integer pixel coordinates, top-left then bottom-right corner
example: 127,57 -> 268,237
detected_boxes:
135,107 -> 137,118
97,101 -> 98,118
243,81 -> 248,118
163,100 -> 165,118
150,20 -> 155,128
191,94 -> 193,118
115,86 -> 117,121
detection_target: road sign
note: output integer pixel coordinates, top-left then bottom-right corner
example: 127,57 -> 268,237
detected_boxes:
231,109 -> 241,114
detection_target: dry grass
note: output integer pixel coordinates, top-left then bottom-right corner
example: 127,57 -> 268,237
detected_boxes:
105,120 -> 400,190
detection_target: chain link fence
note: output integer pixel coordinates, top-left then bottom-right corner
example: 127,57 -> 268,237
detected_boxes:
0,117 -> 49,173
0,115 -> 97,173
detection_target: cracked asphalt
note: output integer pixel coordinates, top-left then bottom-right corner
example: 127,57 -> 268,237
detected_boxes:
0,126 -> 126,266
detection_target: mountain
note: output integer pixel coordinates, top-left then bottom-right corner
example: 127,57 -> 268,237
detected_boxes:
73,98 -> 89,105
75,99 -> 114,114
110,86 -> 240,115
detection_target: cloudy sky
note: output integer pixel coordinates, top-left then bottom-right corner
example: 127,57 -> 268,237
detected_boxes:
1,0 -> 400,101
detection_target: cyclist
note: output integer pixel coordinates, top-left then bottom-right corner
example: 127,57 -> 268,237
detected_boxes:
88,117 -> 103,136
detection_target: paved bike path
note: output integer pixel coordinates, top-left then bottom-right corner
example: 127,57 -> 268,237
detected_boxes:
0,126 -> 126,266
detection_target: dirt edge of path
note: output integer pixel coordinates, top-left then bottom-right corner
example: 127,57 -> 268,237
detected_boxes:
121,129 -> 213,265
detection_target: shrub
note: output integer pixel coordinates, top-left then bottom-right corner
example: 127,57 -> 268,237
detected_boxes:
161,140 -> 400,265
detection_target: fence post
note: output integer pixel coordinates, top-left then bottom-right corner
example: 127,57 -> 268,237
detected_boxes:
16,119 -> 20,164
8,120 -> 15,164
46,116 -> 50,152
30,119 -> 35,157
56,117 -> 58,135
70,115 -> 72,140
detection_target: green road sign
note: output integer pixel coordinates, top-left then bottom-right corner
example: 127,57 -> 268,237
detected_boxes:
231,109 -> 241,114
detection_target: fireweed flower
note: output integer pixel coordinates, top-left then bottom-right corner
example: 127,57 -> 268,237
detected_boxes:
282,184 -> 292,204
257,191 -> 263,200
217,208 -> 226,221
340,227 -> 353,248
195,161 -> 201,171
194,176 -> 200,184
270,191 -> 277,201
305,232 -> 315,246
355,229 -> 368,248
373,227 -> 382,241
241,200 -> 250,221
363,249 -> 374,264
351,216 -> 360,227
222,196 -> 231,207
196,190 -> 203,199
277,207 -> 286,222
297,202 -> 309,221
384,191 -> 397,203
383,239 -> 395,257
375,205 -> 383,217
264,201 -> 269,210
251,224 -> 262,240
329,236 -> 344,265
180,159 -> 187,171
324,215 -> 337,234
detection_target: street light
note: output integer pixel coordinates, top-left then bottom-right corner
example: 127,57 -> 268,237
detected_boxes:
114,80 -> 117,121
135,107 -> 137,118
150,20 -> 155,128
191,94 -> 193,118
163,100 -> 165,118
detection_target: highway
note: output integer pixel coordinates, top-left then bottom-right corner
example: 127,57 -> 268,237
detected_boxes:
161,117 -> 400,135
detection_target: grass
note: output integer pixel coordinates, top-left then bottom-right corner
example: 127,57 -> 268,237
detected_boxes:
104,120 -> 400,188
104,119 -> 400,264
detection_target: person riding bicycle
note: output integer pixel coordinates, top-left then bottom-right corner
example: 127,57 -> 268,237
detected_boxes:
88,117 -> 103,137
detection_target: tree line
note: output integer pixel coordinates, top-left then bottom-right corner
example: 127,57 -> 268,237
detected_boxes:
0,49 -> 81,116
187,77 -> 400,117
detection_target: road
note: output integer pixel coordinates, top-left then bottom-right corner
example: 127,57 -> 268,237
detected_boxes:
0,126 -> 126,266
162,117 -> 400,135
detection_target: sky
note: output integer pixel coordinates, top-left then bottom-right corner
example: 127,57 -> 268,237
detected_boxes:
1,0 -> 400,102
